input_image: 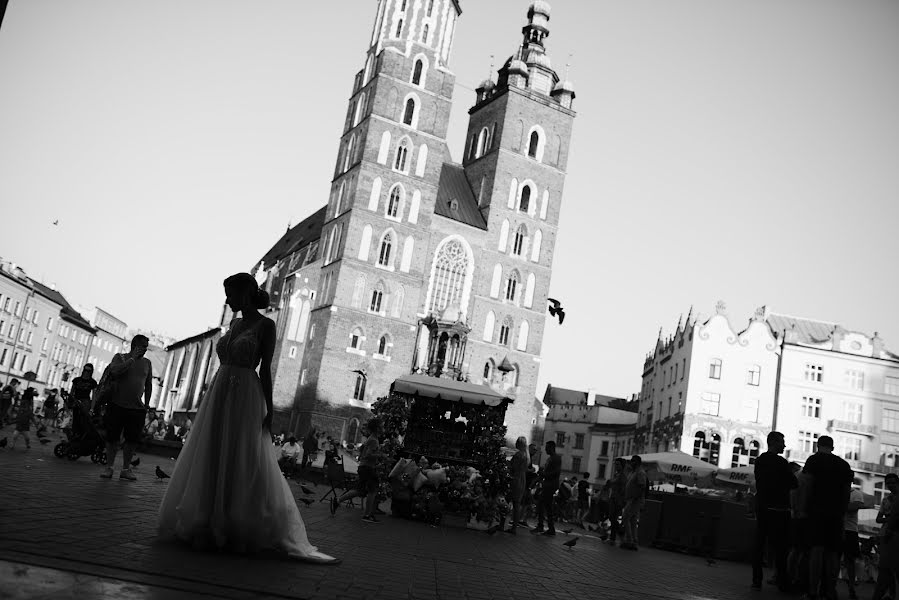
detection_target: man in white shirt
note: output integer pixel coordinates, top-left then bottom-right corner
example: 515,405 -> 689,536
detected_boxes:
279,436 -> 302,478
841,483 -> 866,600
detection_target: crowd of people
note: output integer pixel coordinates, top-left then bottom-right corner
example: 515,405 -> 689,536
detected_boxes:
752,430 -> 899,600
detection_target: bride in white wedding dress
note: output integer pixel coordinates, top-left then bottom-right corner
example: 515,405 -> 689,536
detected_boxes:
158,273 -> 338,564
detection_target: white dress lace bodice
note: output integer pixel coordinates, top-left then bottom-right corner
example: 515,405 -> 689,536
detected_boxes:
216,318 -> 262,369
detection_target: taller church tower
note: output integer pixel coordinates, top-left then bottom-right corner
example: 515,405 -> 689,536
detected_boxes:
298,0 -> 465,433
291,0 -> 576,444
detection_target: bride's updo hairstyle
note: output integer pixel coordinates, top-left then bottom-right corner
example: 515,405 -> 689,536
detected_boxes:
224,272 -> 270,310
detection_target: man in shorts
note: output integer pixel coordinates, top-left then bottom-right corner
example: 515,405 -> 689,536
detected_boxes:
98,335 -> 152,481
332,418 -> 385,523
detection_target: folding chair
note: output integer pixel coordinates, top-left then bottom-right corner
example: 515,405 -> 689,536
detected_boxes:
318,457 -> 357,508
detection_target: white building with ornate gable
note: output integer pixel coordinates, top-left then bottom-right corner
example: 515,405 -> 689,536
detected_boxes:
636,303 -> 779,468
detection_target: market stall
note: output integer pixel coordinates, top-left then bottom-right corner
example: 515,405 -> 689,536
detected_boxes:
370,374 -> 514,528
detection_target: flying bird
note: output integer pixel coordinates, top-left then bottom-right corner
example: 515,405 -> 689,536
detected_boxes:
300,484 -> 315,495
52,220 -> 59,226
131,457 -> 140,467
155,466 -> 170,480
547,298 -> 565,325
562,537 -> 578,549
351,369 -> 367,380
0,438 -> 7,448
299,498 -> 314,507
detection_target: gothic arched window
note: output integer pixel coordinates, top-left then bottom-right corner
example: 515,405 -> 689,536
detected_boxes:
378,233 -> 393,267
483,360 -> 493,381
427,0 -> 435,17
403,98 -> 416,126
528,131 -> 539,158
353,373 -> 366,401
387,185 -> 402,219
394,139 -> 410,172
519,185 -> 531,213
412,59 -> 424,86
378,334 -> 389,356
504,270 -> 520,302
370,285 -> 384,313
428,239 -> 470,315
512,225 -> 527,256
395,18 -> 404,38
421,24 -> 429,44
350,327 -> 363,350
748,440 -> 761,465
498,317 -> 513,346
476,127 -> 490,158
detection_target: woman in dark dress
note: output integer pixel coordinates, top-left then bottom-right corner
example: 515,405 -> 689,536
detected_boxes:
506,436 -> 531,534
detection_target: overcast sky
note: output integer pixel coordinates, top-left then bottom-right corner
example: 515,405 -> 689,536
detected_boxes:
1,0 -> 897,399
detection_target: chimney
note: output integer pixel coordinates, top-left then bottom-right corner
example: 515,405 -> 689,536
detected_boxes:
586,388 -> 597,406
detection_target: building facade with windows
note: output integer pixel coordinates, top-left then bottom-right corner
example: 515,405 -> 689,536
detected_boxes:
636,303 -> 780,468
77,306 -> 129,376
768,312 -> 899,497
235,0 -> 576,444
541,385 -> 637,482
0,260 -> 95,392
155,327 -> 223,422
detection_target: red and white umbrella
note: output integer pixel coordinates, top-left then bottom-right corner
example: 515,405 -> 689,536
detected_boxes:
623,451 -> 718,486
715,465 -> 755,487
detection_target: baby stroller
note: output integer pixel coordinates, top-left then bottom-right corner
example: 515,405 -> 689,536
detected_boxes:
54,395 -> 107,464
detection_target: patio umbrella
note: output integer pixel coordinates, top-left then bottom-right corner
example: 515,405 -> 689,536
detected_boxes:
623,451 -> 718,487
715,465 -> 755,488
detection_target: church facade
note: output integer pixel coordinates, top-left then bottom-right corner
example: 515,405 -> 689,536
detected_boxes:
248,0 -> 576,445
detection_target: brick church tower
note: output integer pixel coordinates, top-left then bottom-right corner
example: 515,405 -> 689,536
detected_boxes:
252,0 -> 576,445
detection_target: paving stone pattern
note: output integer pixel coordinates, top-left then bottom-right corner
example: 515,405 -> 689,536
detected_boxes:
0,439 -> 837,600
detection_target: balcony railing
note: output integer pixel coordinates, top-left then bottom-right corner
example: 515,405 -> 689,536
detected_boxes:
828,419 -> 878,437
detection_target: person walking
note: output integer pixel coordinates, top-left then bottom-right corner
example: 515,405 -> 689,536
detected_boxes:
607,457 -> 628,546
68,365 -> 98,412
751,431 -> 797,592
839,482 -> 865,599
576,472 -> 591,527
41,389 -> 59,432
9,387 -> 39,449
158,273 -> 337,564
96,335 -> 153,481
505,436 -> 531,534
1,378 -> 20,426
872,473 -> 899,600
331,418 -> 385,523
301,427 -> 317,471
802,435 -> 852,600
620,455 -> 647,551
532,440 -> 562,536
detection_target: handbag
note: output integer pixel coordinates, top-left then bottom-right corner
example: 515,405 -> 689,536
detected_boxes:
95,364 -> 119,409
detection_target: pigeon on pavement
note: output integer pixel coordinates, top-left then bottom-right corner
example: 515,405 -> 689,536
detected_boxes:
300,484 -> 315,495
155,466 -> 170,480
563,537 -> 578,549
131,457 -> 140,467
299,498 -> 314,507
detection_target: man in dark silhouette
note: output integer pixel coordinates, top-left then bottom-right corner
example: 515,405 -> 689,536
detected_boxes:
803,435 -> 852,600
752,431 -> 797,591
532,440 -> 561,536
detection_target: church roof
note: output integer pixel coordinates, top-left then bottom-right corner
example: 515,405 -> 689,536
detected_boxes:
258,206 -> 328,267
434,163 -> 487,230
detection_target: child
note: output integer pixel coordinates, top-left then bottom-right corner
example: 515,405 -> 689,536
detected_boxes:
10,388 -> 39,449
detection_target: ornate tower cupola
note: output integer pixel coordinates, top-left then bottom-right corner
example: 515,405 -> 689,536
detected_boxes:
524,1 -> 551,47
